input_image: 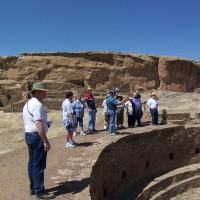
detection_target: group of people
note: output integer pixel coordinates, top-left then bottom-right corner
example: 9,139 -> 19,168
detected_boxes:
22,82 -> 159,199
61,87 -> 98,148
102,90 -> 144,136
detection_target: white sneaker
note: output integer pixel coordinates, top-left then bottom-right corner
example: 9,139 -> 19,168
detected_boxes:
73,131 -> 77,136
104,126 -> 107,130
66,142 -> 75,148
80,131 -> 86,136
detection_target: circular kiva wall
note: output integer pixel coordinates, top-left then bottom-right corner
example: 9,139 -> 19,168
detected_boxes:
90,126 -> 200,200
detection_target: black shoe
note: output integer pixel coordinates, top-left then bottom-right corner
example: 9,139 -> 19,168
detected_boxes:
35,192 -> 55,199
92,129 -> 98,132
30,191 -> 35,195
120,126 -> 124,129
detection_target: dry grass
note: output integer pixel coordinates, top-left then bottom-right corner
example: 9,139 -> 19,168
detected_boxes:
1,90 -> 200,154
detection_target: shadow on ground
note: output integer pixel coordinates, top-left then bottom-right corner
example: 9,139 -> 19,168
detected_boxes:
47,177 -> 90,196
76,141 -> 99,147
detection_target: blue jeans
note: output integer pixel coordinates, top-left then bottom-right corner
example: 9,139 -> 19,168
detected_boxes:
75,117 -> 83,128
87,109 -> 96,130
150,109 -> 158,125
108,109 -> 116,134
25,132 -> 47,195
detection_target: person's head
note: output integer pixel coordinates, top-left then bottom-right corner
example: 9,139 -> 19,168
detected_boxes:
134,93 -> 141,99
76,93 -> 83,100
31,82 -> 48,101
109,89 -> 116,97
116,95 -> 123,101
65,91 -> 73,100
129,97 -> 133,101
150,92 -> 156,98
87,87 -> 92,93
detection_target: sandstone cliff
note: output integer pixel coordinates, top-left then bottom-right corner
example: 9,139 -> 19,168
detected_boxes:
0,52 -> 200,111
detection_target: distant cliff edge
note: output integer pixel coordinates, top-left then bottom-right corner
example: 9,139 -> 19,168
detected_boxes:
0,51 -> 200,111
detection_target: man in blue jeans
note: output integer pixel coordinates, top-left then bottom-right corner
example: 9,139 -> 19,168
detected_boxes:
23,82 -> 54,199
106,90 -> 128,136
84,87 -> 97,134
147,92 -> 159,125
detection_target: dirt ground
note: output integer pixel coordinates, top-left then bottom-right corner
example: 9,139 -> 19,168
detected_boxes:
1,90 -> 200,200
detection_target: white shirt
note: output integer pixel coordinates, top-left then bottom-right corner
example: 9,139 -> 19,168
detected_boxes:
62,99 -> 73,126
125,101 -> 133,115
147,97 -> 158,109
102,99 -> 107,113
23,97 -> 48,133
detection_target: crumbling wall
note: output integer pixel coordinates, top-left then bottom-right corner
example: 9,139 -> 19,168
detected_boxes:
90,126 -> 200,200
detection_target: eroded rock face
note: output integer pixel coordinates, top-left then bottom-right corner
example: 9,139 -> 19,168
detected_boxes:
0,52 -> 200,109
158,57 -> 200,91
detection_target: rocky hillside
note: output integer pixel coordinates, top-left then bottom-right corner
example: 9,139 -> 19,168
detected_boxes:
0,51 -> 200,111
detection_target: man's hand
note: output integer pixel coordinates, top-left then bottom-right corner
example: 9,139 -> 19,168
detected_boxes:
44,141 -> 51,152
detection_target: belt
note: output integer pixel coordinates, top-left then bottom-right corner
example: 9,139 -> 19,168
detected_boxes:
25,132 -> 39,136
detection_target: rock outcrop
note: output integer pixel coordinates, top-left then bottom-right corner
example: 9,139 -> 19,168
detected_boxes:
0,51 -> 200,111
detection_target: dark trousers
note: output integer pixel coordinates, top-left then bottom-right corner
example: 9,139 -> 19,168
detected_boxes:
136,109 -> 142,126
127,115 -> 135,127
150,108 -> 158,125
25,132 -> 47,195
116,109 -> 124,126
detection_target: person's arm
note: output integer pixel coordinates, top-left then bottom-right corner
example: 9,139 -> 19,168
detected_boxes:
35,120 -> 51,152
85,99 -> 89,110
147,99 -> 151,108
117,97 -> 128,106
69,113 -> 74,126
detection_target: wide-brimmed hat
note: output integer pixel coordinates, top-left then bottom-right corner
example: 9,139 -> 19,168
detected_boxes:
116,95 -> 123,98
129,97 -> 133,100
150,92 -> 156,97
31,82 -> 49,92
87,86 -> 92,90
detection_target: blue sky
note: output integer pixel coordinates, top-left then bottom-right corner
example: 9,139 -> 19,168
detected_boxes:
0,0 -> 199,61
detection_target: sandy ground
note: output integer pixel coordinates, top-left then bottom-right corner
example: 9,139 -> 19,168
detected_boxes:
1,90 -> 200,200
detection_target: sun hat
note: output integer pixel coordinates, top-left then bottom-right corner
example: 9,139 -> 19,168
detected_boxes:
150,92 -> 156,96
87,86 -> 92,90
31,82 -> 49,92
129,97 -> 133,100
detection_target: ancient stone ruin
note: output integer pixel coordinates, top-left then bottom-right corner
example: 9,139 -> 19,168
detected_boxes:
90,125 -> 200,200
0,51 -> 200,112
1,51 -> 200,199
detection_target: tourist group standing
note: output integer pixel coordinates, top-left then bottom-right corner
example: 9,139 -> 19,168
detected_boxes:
22,82 -> 159,199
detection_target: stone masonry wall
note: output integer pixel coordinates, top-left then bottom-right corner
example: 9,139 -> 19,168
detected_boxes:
90,126 -> 200,200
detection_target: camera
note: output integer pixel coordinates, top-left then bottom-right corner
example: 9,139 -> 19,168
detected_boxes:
47,121 -> 52,128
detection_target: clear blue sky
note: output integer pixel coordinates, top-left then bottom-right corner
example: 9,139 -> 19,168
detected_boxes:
0,0 -> 199,61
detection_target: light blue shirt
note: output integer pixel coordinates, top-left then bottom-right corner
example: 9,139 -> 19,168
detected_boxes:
72,100 -> 84,118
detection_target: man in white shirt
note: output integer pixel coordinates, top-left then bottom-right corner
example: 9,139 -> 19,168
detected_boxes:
23,82 -> 54,199
147,92 -> 159,125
